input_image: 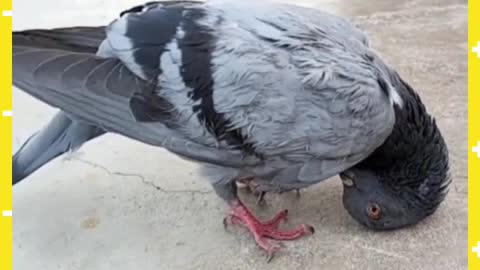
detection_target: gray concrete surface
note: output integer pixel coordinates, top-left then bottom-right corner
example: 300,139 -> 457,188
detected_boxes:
12,0 -> 468,269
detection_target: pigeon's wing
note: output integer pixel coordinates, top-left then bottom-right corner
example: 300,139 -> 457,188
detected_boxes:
100,1 -> 397,182
13,26 -> 107,53
12,4 -> 261,168
190,1 -> 400,183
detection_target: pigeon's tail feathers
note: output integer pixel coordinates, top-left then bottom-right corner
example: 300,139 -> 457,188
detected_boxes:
13,27 -> 106,53
13,112 -> 104,185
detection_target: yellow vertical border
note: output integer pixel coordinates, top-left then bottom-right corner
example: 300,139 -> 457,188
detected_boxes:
0,0 -> 12,269
470,0 -> 480,269
0,2 -> 472,270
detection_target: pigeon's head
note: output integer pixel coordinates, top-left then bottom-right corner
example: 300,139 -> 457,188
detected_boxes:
340,76 -> 450,231
340,167 -> 448,230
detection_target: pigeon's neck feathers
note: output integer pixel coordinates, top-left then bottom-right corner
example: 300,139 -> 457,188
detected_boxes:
358,73 -> 450,213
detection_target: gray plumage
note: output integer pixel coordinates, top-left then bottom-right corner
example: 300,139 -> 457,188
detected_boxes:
12,112 -> 104,184
13,0 -> 450,232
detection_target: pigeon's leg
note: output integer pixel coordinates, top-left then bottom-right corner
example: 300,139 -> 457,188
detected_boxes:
237,178 -> 300,204
236,177 -> 258,193
256,191 -> 267,205
215,181 -> 314,261
236,177 -> 267,205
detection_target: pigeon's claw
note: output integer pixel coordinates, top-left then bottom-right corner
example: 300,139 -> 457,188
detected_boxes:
225,200 -> 314,261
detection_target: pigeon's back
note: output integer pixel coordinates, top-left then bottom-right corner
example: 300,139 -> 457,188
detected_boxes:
13,0 -> 398,186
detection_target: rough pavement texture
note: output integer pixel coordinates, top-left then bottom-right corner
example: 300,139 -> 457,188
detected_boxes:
12,0 -> 467,269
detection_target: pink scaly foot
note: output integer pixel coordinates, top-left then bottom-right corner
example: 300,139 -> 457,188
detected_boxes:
224,200 -> 314,262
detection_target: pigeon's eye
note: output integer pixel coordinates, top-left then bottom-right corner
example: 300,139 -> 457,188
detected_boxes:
366,203 -> 382,220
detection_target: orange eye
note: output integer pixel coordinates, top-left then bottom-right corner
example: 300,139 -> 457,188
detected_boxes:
367,203 -> 382,220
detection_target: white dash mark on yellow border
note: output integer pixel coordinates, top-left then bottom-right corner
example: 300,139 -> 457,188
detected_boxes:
2,10 -> 12,17
2,110 -> 12,117
473,41 -> 480,58
473,242 -> 480,258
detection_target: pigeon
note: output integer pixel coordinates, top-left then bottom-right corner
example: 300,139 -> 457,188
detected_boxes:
12,0 -> 450,260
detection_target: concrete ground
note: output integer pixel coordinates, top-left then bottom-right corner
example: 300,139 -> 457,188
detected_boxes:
12,0 -> 467,269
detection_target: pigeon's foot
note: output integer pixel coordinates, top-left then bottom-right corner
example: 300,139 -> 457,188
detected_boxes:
224,200 -> 314,262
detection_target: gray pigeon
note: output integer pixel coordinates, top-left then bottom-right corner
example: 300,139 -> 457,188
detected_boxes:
12,0 -> 450,260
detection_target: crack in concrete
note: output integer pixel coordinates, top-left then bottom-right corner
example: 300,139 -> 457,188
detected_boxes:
71,157 -> 213,195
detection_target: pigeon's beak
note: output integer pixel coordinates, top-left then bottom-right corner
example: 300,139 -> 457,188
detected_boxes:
340,171 -> 355,188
